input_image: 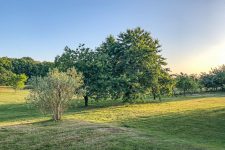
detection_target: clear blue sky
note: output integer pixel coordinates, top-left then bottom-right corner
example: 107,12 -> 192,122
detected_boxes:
1,0 -> 225,73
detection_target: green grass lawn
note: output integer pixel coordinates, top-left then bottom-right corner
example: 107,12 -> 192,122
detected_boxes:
0,87 -> 225,150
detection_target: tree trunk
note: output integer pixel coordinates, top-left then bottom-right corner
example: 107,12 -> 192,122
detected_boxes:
52,107 -> 61,121
84,95 -> 88,107
153,93 -> 156,100
124,92 -> 130,102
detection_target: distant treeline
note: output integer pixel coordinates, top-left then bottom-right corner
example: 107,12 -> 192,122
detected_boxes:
174,65 -> 225,96
0,27 -> 225,106
0,57 -> 54,86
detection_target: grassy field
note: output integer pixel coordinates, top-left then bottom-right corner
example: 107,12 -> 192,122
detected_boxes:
0,87 -> 225,150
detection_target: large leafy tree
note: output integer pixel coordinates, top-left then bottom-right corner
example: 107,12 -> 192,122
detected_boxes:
97,27 -> 169,101
157,69 -> 176,100
56,27 -> 171,104
95,35 -> 121,100
55,45 -> 107,106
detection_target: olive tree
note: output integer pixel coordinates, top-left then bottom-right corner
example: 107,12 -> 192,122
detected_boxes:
27,68 -> 83,121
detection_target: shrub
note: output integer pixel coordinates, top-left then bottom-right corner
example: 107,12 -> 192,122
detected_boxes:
27,68 -> 83,121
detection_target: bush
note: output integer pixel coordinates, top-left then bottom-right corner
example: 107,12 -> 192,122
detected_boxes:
26,68 -> 83,121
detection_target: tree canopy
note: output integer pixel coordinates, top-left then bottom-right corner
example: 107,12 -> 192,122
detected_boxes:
1,27 -> 225,106
55,27 -> 172,104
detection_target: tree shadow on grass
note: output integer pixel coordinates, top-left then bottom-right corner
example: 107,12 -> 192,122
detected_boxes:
0,103 -> 43,123
120,107 -> 225,149
68,93 -> 225,114
1,94 -> 224,126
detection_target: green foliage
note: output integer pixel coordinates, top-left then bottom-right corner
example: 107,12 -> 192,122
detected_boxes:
55,27 -> 172,103
26,68 -> 83,121
10,74 -> 28,91
33,61 -> 55,77
0,57 -> 54,83
0,64 -> 28,90
0,66 -> 15,86
97,27 -> 170,101
175,73 -> 199,95
0,57 -> 15,86
211,65 -> 225,91
12,57 -> 34,77
12,57 -> 54,78
0,57 -> 13,70
158,70 -> 176,97
55,44 -> 110,106
199,65 -> 225,91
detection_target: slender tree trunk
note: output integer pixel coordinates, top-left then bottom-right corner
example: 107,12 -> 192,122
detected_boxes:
57,107 -> 61,120
84,95 -> 88,107
152,87 -> 156,100
52,107 -> 61,121
153,93 -> 156,100
52,109 -> 56,121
